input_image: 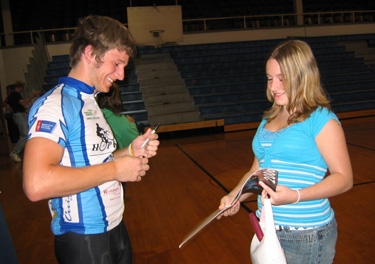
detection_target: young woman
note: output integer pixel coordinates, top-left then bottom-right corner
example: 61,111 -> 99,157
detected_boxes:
96,82 -> 140,150
218,40 -> 353,264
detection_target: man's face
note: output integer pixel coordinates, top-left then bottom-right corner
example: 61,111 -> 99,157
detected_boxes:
90,49 -> 130,94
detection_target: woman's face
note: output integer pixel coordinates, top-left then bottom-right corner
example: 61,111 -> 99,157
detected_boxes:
266,58 -> 288,107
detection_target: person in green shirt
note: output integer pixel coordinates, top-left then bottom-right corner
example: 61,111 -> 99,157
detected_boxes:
96,83 -> 140,150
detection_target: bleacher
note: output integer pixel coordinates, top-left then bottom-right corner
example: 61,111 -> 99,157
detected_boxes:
42,33 -> 375,132
174,35 -> 375,126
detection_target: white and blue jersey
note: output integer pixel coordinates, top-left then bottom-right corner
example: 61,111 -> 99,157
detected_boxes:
252,107 -> 339,228
28,77 -> 123,235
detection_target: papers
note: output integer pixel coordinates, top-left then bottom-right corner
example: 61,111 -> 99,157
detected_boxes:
179,168 -> 278,248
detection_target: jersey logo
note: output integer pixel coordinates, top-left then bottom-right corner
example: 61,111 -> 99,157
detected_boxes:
35,120 -> 57,133
92,123 -> 117,151
84,108 -> 99,120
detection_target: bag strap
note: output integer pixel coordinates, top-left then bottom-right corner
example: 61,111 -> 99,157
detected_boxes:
263,198 -> 276,228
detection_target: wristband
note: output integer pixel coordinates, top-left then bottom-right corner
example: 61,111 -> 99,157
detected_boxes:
128,143 -> 134,157
292,189 -> 300,204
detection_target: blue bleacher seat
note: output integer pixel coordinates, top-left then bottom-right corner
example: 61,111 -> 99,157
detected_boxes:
42,34 -> 375,127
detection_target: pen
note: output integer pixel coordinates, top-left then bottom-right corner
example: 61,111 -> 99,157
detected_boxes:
140,124 -> 160,149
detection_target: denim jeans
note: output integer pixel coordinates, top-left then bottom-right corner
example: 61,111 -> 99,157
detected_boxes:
12,112 -> 28,154
277,219 -> 337,264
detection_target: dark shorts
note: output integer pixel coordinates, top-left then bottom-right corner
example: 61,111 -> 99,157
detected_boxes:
54,221 -> 132,264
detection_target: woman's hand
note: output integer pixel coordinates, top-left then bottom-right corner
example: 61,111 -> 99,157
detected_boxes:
217,195 -> 240,219
259,181 -> 299,205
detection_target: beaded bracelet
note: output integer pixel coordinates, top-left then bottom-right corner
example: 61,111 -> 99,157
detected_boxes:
292,189 -> 300,204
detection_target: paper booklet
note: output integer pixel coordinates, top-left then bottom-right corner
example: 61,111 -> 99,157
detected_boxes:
179,168 -> 278,248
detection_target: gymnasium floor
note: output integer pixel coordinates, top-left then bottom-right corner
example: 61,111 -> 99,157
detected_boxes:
0,115 -> 374,263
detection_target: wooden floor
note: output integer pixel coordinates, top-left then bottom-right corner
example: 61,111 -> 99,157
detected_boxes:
0,115 -> 374,264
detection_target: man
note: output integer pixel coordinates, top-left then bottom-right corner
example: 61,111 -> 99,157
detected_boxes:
6,80 -> 39,162
23,15 -> 159,264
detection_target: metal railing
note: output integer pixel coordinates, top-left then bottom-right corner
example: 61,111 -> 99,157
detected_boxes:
182,10 -> 375,32
1,10 -> 374,47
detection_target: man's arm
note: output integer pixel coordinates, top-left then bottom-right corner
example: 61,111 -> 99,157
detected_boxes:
23,137 -> 148,201
19,91 -> 40,107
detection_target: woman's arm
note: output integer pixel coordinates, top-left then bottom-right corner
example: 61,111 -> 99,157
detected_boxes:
260,119 -> 353,205
217,158 -> 260,219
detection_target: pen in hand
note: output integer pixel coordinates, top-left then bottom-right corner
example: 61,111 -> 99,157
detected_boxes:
140,124 -> 160,149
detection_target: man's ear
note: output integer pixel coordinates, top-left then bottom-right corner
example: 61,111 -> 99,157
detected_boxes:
83,45 -> 95,64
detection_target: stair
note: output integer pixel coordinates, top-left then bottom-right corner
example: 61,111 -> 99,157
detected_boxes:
135,53 -> 202,126
338,40 -> 375,67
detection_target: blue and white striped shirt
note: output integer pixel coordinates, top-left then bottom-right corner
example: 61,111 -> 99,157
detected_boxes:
252,107 -> 339,228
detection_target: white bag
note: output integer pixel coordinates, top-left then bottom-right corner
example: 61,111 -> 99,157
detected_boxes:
250,198 -> 287,264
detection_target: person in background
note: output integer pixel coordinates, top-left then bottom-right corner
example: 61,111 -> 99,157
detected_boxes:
218,40 -> 353,264
3,84 -> 15,113
96,82 -> 141,195
3,84 -> 20,144
96,82 -> 140,150
22,15 -> 159,264
6,80 -> 40,162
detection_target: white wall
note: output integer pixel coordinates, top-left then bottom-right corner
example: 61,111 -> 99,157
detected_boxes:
0,43 -> 70,97
0,46 -> 34,90
1,23 -> 374,100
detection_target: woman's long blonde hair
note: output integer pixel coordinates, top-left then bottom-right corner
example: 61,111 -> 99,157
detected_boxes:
263,39 -> 331,124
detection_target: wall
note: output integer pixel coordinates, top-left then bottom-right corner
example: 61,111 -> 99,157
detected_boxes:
1,23 -> 375,100
0,46 -> 34,91
0,42 -> 71,97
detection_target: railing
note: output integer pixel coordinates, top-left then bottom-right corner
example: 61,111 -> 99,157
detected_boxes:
182,10 -> 375,32
1,10 -> 374,47
0,27 -> 77,47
